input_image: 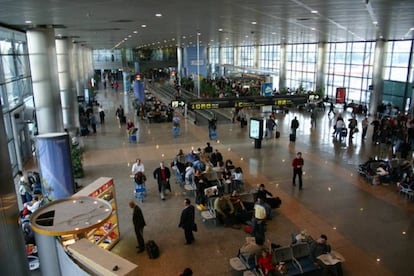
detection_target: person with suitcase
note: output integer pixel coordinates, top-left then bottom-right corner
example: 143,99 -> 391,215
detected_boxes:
290,116 -> 299,142
129,201 -> 146,253
292,152 -> 304,190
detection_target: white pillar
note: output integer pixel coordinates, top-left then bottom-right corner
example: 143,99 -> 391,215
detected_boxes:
56,37 -> 79,134
370,39 -> 386,116
27,28 -> 63,134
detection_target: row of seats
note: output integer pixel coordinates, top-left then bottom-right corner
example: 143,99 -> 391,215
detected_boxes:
231,242 -> 320,275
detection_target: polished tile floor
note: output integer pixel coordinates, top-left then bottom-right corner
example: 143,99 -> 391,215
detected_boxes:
29,85 -> 414,276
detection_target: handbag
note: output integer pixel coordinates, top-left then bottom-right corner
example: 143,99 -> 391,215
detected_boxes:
192,223 -> 198,232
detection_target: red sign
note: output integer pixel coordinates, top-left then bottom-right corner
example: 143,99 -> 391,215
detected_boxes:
335,88 -> 346,104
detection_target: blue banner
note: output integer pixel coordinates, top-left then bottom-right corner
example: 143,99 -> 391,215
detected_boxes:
134,81 -> 145,103
261,83 -> 273,96
36,133 -> 75,201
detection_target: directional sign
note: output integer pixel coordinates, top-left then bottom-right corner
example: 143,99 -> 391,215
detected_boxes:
188,95 -> 307,110
171,100 -> 186,108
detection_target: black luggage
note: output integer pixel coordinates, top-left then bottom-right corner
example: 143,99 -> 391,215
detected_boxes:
341,128 -> 348,138
266,197 -> 282,209
275,131 -> 281,139
289,133 -> 296,142
146,240 -> 159,259
120,115 -> 127,124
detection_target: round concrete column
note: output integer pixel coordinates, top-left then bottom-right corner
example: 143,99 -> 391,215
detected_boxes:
27,28 -> 63,134
56,38 -> 78,135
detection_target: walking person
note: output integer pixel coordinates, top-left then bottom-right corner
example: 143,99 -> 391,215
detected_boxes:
291,116 -> 299,135
178,198 -> 195,245
129,201 -> 146,253
310,110 -> 317,128
98,105 -> 105,124
89,112 -> 97,134
361,117 -> 369,140
328,102 -> 335,116
153,161 -> 171,200
292,152 -> 304,190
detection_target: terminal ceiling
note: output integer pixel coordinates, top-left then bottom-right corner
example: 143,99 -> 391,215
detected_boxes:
0,0 -> 413,49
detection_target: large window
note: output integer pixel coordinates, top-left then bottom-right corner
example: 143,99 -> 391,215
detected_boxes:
221,47 -> 234,65
237,46 -> 255,67
285,43 -> 317,91
326,42 -> 374,104
384,40 -> 412,82
257,45 -> 280,72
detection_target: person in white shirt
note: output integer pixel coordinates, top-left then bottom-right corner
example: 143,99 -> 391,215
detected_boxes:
185,163 -> 195,185
132,159 -> 145,175
24,195 -> 42,213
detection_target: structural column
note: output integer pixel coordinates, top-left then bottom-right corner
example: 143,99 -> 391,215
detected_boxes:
72,43 -> 82,97
279,43 -> 287,91
316,42 -> 327,95
27,28 -> 63,134
56,37 -> 79,135
77,45 -> 85,97
0,100 -> 30,275
370,39 -> 386,116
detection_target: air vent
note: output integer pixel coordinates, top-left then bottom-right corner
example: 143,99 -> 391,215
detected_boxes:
111,19 -> 134,23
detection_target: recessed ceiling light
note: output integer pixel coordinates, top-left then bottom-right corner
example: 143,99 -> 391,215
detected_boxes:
141,24 -> 147,28
410,27 -> 414,31
311,10 -> 318,14
172,38 -> 175,41
128,35 -> 132,38
373,21 -> 378,25
311,28 -> 316,31
133,31 -> 138,34
251,21 -> 257,25
155,13 -> 162,17
218,28 -> 223,32
210,39 -> 214,42
182,36 -> 186,39
25,20 -> 32,24
271,32 -> 276,35
225,37 -> 229,40
245,35 -> 249,38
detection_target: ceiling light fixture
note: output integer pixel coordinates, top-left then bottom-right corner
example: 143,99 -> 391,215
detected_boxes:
155,13 -> 162,17
25,20 -> 32,24
251,21 -> 257,25
141,24 -> 147,28
373,21 -> 378,25
311,10 -> 318,14
133,31 -> 138,34
218,28 -> 223,32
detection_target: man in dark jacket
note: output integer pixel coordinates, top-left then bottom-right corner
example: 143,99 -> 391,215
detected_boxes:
153,161 -> 171,200
129,201 -> 146,253
179,198 -> 195,245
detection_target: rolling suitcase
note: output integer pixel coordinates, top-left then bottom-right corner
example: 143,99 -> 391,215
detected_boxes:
146,240 -> 160,259
173,126 -> 180,137
135,184 -> 146,202
275,131 -> 280,139
210,129 -> 218,140
120,115 -> 126,124
289,133 -> 296,142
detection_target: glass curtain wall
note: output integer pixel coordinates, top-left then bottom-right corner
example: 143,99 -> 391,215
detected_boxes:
257,44 -> 280,73
208,47 -> 219,76
0,27 -> 32,174
285,43 -> 317,91
325,42 -> 375,104
237,46 -> 255,68
206,40 -> 413,108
